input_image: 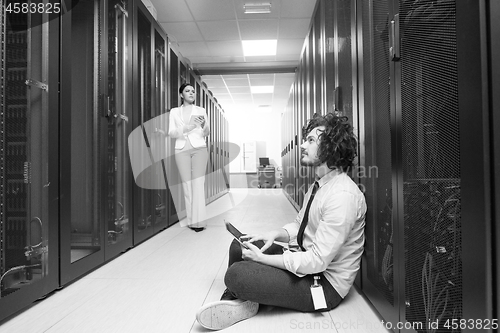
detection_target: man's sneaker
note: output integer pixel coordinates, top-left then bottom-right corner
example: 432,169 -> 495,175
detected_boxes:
196,299 -> 259,330
220,288 -> 237,301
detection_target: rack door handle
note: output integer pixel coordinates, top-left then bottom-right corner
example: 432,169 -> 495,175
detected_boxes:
389,14 -> 400,61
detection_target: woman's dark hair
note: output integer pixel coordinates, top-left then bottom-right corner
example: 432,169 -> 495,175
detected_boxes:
179,83 -> 194,96
302,113 -> 357,171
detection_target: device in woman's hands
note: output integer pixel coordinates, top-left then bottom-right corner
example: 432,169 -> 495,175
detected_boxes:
189,115 -> 204,126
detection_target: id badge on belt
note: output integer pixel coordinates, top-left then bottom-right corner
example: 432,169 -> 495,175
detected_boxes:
310,275 -> 327,310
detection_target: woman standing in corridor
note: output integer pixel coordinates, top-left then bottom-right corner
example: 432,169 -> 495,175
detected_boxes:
168,83 -> 210,232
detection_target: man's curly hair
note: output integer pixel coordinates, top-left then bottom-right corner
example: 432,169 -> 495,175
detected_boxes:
302,113 -> 357,171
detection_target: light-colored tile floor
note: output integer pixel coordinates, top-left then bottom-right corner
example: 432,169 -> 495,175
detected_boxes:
0,189 -> 390,333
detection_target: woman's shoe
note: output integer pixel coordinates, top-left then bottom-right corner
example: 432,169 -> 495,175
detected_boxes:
188,226 -> 205,232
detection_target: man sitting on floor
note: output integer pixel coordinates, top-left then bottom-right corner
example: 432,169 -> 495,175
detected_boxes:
196,113 -> 367,330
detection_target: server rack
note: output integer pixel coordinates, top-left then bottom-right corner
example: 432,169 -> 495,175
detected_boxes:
152,28 -> 172,230
134,2 -> 173,244
357,0 -> 495,331
165,46 -> 186,222
59,0 -> 136,283
491,0 -> 500,324
103,0 -> 134,260
59,0 -> 107,284
0,1 -> 59,320
1,0 -> 231,322
357,0 -> 398,325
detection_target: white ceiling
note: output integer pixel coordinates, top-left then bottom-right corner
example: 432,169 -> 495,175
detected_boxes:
148,0 -> 317,114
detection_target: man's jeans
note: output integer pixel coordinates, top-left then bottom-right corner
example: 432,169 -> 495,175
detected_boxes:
224,239 -> 343,312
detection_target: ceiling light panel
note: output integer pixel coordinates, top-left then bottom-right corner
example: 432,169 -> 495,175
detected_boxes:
244,2 -> 272,14
242,40 -> 277,56
251,86 -> 274,94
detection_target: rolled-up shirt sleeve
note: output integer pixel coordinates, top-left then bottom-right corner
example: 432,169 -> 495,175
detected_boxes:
282,190 -> 358,277
282,219 -> 300,244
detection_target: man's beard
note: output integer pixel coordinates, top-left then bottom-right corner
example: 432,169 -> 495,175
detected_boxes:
300,155 -> 321,167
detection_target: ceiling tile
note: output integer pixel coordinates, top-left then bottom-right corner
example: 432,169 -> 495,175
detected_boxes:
228,86 -> 252,94
191,56 -> 246,64
151,0 -> 194,22
206,41 -> 244,57
186,0 -> 236,21
280,0 -> 317,18
150,0 -> 316,118
218,101 -> 234,108
277,39 -> 305,55
238,19 -> 279,40
274,74 -> 296,85
249,78 -> 274,86
221,74 -> 248,80
208,88 -> 230,95
248,73 -> 274,81
275,54 -> 301,62
279,18 -> 311,39
224,78 -> 249,87
160,22 -> 203,42
210,92 -> 232,99
201,74 -> 223,80
252,93 -> 273,102
198,21 -> 240,41
243,55 -> 277,62
273,89 -> 292,98
231,94 -> 253,101
175,42 -> 211,57
201,76 -> 225,85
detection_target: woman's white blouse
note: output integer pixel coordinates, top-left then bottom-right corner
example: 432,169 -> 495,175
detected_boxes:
168,105 -> 209,149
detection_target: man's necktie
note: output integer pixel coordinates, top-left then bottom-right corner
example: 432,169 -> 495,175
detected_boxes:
297,181 -> 319,251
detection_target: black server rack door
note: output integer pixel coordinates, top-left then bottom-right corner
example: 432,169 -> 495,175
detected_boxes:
0,3 -> 59,320
490,0 -> 500,324
334,0 -> 354,122
399,0 -> 462,329
133,8 -> 155,243
359,0 -> 399,326
313,2 -> 323,115
166,49 -> 183,222
180,62 -> 187,85
104,0 -> 133,260
195,82 -> 201,107
60,0 -> 106,284
324,0 -> 335,114
298,58 -> 306,208
170,50 -> 179,108
307,30 -> 314,119
294,79 -> 300,206
207,101 -> 213,199
151,29 -> 169,231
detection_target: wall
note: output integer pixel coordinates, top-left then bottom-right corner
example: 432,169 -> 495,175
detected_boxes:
227,109 -> 282,174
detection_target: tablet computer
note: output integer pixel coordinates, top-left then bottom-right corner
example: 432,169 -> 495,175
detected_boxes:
224,220 -> 264,249
189,115 -> 204,126
225,220 -> 249,249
